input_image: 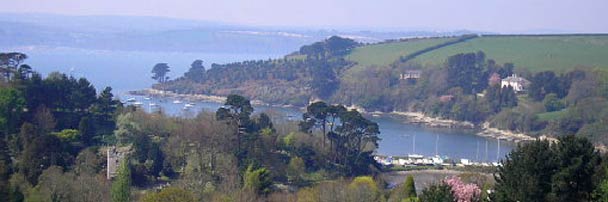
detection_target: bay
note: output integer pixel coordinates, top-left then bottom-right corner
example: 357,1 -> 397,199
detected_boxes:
14,47 -> 513,162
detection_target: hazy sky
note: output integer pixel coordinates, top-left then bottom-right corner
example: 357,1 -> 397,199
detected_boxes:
2,0 -> 607,33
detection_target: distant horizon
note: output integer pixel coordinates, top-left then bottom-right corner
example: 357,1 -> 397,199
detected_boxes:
2,0 -> 607,34
1,11 -> 606,35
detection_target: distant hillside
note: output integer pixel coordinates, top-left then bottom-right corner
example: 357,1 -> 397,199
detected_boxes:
0,13 -> 475,54
347,34 -> 608,72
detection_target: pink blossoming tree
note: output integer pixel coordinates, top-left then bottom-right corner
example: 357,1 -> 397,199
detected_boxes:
444,176 -> 482,202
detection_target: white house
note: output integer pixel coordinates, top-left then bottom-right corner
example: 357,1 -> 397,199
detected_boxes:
399,70 -> 422,80
501,74 -> 530,92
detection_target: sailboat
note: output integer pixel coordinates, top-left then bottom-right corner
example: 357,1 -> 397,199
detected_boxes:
408,134 -> 423,158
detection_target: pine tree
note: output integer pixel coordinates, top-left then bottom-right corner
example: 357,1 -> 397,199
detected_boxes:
548,135 -> 601,201
492,140 -> 557,201
111,158 -> 131,202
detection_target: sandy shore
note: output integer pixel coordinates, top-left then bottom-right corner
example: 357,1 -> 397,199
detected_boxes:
390,111 -> 475,129
477,122 -> 536,142
130,88 -> 228,103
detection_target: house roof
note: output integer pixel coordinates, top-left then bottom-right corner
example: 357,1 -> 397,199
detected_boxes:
502,75 -> 530,85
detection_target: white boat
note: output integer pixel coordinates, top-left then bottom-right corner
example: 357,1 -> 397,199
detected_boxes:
173,100 -> 183,104
149,103 -> 158,107
133,102 -> 143,106
187,102 -> 196,106
184,103 -> 194,108
144,97 -> 151,100
126,98 -> 137,102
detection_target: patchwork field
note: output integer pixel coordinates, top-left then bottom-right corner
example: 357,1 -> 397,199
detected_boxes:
347,35 -> 608,73
346,37 -> 453,66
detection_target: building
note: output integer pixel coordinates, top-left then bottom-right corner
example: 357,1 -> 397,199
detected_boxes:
399,70 -> 422,80
107,146 -> 129,180
501,74 -> 530,92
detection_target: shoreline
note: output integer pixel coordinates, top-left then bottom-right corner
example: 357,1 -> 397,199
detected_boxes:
389,111 -> 475,129
130,89 -> 539,142
130,88 -> 228,103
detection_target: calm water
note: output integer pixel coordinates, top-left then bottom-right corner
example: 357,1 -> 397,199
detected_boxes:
14,47 -> 513,162
122,94 -> 514,162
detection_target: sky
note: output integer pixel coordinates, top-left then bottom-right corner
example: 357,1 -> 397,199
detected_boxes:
2,0 -> 607,33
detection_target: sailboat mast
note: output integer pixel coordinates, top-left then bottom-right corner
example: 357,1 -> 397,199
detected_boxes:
485,139 -> 488,162
476,140 -> 479,161
497,138 -> 501,161
435,134 -> 439,156
412,134 -> 416,154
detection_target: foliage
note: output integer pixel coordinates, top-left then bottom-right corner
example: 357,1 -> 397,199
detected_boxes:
485,85 -> 517,113
114,113 -> 140,146
141,187 -> 195,202
151,63 -> 170,83
528,71 -> 569,101
446,51 -> 486,94
183,60 -> 206,83
543,93 -> 565,112
300,101 -> 381,176
419,183 -> 455,202
548,135 -> 601,201
20,134 -> 66,185
28,165 -> 109,202
0,87 -> 25,135
299,36 -> 359,59
243,165 -> 272,195
347,176 -> 383,202
404,175 -> 417,198
492,136 -> 601,202
111,158 -> 131,202
286,157 -> 305,185
52,129 -> 80,142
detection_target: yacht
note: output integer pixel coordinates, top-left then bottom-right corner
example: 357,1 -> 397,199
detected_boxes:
126,98 -> 137,102
173,100 -> 183,104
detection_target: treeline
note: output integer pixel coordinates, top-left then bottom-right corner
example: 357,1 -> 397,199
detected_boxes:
1,53 -> 387,201
489,67 -> 608,144
155,36 -> 359,105
4,52 -> 608,202
0,52 -> 122,200
156,35 -> 608,146
334,51 -> 517,123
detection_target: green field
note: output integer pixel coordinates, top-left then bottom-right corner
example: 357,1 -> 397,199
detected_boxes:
537,109 -> 568,121
347,35 -> 608,73
346,37 -> 453,66
411,35 -> 608,72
